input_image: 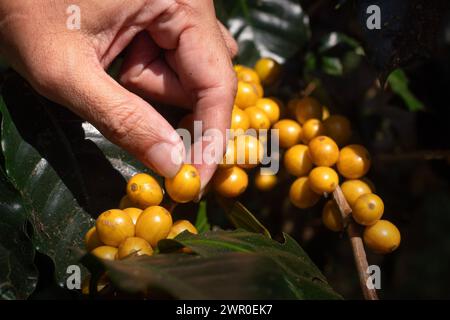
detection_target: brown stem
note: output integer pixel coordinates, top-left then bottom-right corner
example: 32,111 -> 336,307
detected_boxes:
332,186 -> 379,300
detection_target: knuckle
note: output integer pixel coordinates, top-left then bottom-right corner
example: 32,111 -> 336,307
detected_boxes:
103,104 -> 144,142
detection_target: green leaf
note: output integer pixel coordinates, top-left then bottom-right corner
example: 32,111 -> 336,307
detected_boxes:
0,74 -> 149,284
217,0 -> 310,66
194,200 -> 211,233
84,230 -> 341,299
387,69 -> 424,111
217,197 -> 271,238
321,57 -> 344,76
0,164 -> 38,299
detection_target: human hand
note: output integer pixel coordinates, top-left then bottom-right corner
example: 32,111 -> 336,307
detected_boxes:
0,0 -> 237,191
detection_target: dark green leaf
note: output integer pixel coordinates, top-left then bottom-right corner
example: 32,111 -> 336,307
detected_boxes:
217,197 -> 271,238
194,200 -> 211,233
0,74 -> 149,283
84,230 -> 341,299
0,164 -> 38,299
217,0 -> 310,66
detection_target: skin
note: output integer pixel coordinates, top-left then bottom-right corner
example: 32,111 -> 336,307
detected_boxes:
0,0 -> 238,191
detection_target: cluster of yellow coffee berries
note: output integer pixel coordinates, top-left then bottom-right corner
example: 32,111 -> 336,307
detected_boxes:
83,165 -> 200,286
281,97 -> 400,254
213,58 -> 400,255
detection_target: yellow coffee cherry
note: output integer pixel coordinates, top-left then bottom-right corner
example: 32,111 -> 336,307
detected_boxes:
127,173 -> 163,209
212,166 -> 248,198
231,106 -> 250,132
363,220 -> 401,254
323,115 -> 352,146
295,97 -> 323,124
308,136 -> 339,167
301,119 -> 327,144
244,106 -> 271,130
117,237 -> 153,259
167,220 -> 198,239
337,145 -> 371,179
341,179 -> 372,207
254,171 -> 278,191
119,195 -> 135,210
235,81 -> 259,109
283,144 -> 313,177
322,200 -> 343,232
84,227 -> 103,252
234,65 -> 245,73
135,206 -> 173,248
96,209 -> 135,247
254,57 -> 281,85
165,164 -> 201,203
289,177 -> 321,209
122,207 -> 143,225
322,106 -> 330,120
352,194 -> 384,226
236,66 -> 261,84
255,98 -> 281,125
234,134 -> 264,169
91,246 -> 118,261
308,167 -> 339,194
272,119 -> 302,149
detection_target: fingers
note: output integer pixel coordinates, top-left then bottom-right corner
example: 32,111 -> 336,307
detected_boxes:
37,55 -> 185,179
120,32 -> 192,108
217,21 -> 238,58
147,2 -> 237,189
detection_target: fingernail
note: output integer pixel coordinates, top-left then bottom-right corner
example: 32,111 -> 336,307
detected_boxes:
146,142 -> 184,178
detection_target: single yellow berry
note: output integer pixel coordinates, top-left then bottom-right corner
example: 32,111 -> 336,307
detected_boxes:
96,209 -> 135,247
254,57 -> 281,85
363,220 -> 401,254
295,97 -> 323,124
308,167 -> 339,194
236,66 -> 261,84
341,179 -> 372,207
212,166 -> 248,198
322,200 -> 343,232
254,171 -> 278,191
231,106 -> 250,132
244,106 -> 271,130
235,81 -> 259,109
289,177 -> 321,209
165,164 -> 201,203
84,227 -> 103,252
308,136 -> 339,167
234,135 -> 264,169
352,193 -> 384,226
283,144 -> 313,177
272,119 -> 302,149
117,237 -> 153,259
167,220 -> 198,239
301,119 -> 327,144
255,98 -> 281,125
126,173 -> 163,209
337,145 -> 371,179
91,246 -> 118,261
135,206 -> 173,248
323,115 -> 352,146
122,207 -> 143,225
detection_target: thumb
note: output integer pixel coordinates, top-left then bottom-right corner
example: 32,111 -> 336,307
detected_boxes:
38,61 -> 185,178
